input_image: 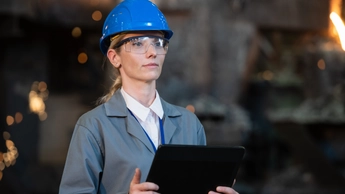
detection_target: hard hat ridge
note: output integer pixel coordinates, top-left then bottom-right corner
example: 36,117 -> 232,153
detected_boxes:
99,0 -> 173,55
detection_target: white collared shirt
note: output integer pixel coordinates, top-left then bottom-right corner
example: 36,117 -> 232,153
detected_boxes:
121,88 -> 164,149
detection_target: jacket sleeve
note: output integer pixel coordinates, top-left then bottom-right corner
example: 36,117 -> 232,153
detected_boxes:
197,120 -> 207,146
59,123 -> 104,194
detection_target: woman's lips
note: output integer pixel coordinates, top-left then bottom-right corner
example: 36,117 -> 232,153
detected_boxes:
143,63 -> 159,67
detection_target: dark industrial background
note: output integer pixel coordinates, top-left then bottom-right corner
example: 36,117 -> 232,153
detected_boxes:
1,0 -> 345,193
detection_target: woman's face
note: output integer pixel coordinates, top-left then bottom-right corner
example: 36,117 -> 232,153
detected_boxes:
113,31 -> 167,85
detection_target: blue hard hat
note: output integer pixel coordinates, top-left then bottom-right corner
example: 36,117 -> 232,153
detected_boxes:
99,0 -> 174,55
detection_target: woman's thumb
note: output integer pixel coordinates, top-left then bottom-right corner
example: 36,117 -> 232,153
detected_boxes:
131,168 -> 141,185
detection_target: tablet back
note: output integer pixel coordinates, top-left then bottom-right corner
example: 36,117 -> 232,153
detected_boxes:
146,144 -> 245,194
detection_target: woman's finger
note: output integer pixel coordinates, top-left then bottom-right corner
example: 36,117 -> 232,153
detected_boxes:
216,186 -> 239,194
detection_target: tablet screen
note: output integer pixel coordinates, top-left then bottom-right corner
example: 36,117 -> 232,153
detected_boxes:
146,145 -> 245,194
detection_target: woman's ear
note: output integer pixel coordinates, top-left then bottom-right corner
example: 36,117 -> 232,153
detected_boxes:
107,49 -> 121,68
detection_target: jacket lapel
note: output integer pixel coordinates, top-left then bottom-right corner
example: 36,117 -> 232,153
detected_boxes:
160,98 -> 181,144
104,90 -> 155,154
126,115 -> 156,154
104,90 -> 184,153
162,115 -> 177,144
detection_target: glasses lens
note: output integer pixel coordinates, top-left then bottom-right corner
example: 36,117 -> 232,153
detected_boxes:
124,36 -> 169,54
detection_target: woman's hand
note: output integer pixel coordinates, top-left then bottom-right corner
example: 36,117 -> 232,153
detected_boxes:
208,186 -> 239,194
129,168 -> 160,194
208,179 -> 238,194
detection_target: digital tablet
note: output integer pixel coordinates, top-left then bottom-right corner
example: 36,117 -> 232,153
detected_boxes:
146,144 -> 245,194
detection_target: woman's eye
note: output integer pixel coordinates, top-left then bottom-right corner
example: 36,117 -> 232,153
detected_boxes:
154,42 -> 162,47
131,41 -> 143,47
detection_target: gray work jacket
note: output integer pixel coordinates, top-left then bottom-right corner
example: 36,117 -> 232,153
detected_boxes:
59,90 -> 206,194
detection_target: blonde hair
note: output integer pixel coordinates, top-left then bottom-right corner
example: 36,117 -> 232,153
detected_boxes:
97,33 -> 127,104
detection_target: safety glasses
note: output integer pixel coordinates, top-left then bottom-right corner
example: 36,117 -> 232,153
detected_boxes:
113,35 -> 169,55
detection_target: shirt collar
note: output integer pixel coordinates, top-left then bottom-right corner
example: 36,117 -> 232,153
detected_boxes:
121,88 -> 164,121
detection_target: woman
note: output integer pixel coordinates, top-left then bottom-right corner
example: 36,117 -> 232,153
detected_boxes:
59,0 -> 239,193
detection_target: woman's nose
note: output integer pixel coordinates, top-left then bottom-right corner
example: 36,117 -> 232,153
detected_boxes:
146,44 -> 157,56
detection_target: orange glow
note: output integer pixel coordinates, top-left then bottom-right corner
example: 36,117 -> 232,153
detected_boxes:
317,59 -> 326,70
14,112 -> 23,124
3,132 -> 10,140
5,140 -> 14,150
186,105 -> 195,113
78,52 -> 88,64
29,94 -> 45,113
330,12 -> 345,51
1,131 -> 19,178
92,10 -> 102,21
72,27 -> 82,38
28,81 -> 49,120
38,81 -> 47,92
6,116 -> 14,126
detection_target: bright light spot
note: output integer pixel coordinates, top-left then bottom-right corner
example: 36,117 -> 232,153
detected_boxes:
5,140 -> 14,150
330,12 -> 345,51
317,59 -> 326,70
92,10 -> 102,21
15,112 -> 23,124
78,52 -> 88,64
1,141 -> 18,168
1,131 -> 19,177
28,81 -> 49,121
3,153 -> 10,167
29,95 -> 45,113
6,116 -> 14,126
262,70 -> 274,80
72,27 -> 82,38
186,105 -> 195,113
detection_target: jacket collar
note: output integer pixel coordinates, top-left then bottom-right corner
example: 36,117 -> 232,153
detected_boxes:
104,89 -> 181,153
104,89 -> 181,117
